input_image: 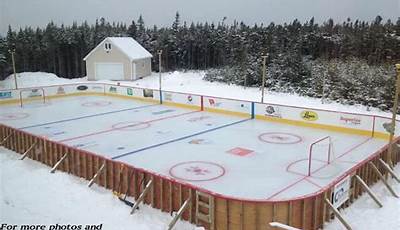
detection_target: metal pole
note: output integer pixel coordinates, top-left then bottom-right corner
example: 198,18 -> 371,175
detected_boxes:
158,50 -> 163,104
387,63 -> 400,170
9,49 -> 18,89
261,55 -> 267,103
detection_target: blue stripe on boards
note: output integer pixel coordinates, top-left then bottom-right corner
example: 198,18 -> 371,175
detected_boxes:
112,118 -> 251,159
20,104 -> 158,129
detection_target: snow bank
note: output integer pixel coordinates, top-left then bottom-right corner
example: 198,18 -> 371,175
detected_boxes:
0,71 -> 392,117
0,72 -> 86,89
133,71 -> 392,117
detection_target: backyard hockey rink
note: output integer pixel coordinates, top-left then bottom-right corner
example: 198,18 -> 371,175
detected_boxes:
1,83 -> 399,229
0,92 -> 389,200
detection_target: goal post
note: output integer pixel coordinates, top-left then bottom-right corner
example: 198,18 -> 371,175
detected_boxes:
19,88 -> 46,107
308,136 -> 332,176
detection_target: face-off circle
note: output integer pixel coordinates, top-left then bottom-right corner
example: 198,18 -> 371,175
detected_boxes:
0,113 -> 30,120
169,161 -> 225,182
111,121 -> 151,131
81,101 -> 112,107
258,132 -> 302,144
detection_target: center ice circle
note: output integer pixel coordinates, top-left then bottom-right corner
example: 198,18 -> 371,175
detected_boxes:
0,113 -> 30,120
81,101 -> 112,107
169,161 -> 225,182
111,121 -> 151,131
258,132 -> 302,144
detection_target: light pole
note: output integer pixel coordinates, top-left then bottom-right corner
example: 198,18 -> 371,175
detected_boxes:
157,50 -> 163,104
261,55 -> 267,103
386,63 -> 400,171
8,48 -> 18,89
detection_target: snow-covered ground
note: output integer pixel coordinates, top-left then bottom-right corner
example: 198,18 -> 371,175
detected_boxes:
1,72 -> 399,229
0,147 -> 200,230
0,72 -> 87,89
0,71 -> 391,117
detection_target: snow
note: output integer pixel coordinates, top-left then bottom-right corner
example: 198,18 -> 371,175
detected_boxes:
0,147 -> 201,230
134,71 -> 392,117
0,72 -> 86,90
1,71 -> 399,229
0,70 -> 392,117
83,37 -> 153,61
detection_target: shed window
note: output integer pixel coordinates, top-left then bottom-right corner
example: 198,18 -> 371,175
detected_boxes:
104,42 -> 112,51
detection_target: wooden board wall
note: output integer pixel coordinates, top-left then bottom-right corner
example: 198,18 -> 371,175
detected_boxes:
1,124 -> 399,230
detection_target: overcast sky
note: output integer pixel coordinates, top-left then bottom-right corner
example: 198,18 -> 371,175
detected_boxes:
1,0 -> 399,35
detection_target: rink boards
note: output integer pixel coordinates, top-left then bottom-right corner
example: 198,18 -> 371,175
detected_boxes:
1,83 -> 399,230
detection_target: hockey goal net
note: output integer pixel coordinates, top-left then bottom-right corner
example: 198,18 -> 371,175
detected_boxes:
308,136 -> 332,176
19,88 -> 46,107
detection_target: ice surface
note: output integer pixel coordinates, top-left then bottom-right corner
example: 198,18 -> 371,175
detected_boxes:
1,95 -> 387,200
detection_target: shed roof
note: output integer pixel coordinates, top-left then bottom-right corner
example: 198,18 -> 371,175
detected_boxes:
83,37 -> 152,61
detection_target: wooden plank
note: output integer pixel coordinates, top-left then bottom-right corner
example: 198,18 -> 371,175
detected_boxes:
302,199 -> 313,230
168,194 -> 191,230
355,175 -> 383,207
379,159 -> 400,182
274,202 -> 289,227
131,179 -> 153,214
324,198 -> 352,230
228,200 -> 243,230
369,162 -> 398,197
243,202 -> 257,230
257,203 -> 273,230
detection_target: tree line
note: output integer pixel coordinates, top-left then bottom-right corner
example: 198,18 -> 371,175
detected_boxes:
1,14 -> 399,80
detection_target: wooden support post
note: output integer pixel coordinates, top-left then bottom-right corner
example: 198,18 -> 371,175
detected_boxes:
50,153 -> 68,173
131,179 -> 154,214
168,195 -> 191,230
379,159 -> 400,183
354,175 -> 383,208
88,162 -> 106,187
324,198 -> 352,230
20,142 -> 37,160
368,162 -> 399,198
0,132 -> 13,146
269,222 -> 301,230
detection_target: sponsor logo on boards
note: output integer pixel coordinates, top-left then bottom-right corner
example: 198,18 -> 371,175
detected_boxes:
332,175 -> 351,208
301,110 -> 318,121
28,89 -> 42,98
187,95 -> 193,103
77,85 -> 88,91
265,105 -> 282,118
164,93 -> 173,101
127,88 -> 133,96
340,116 -> 361,126
208,98 -> 221,107
57,87 -> 65,95
143,89 -> 153,98
0,91 -> 12,99
109,86 -> 117,93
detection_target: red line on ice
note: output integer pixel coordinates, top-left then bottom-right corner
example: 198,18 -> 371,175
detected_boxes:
59,110 -> 201,143
266,137 -> 372,200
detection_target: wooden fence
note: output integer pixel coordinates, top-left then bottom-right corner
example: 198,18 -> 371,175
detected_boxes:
1,124 -> 399,230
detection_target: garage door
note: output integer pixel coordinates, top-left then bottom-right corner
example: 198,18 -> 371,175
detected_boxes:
95,63 -> 124,80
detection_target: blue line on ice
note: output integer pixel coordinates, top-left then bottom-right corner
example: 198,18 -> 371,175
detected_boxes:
112,118 -> 252,159
20,104 -> 158,130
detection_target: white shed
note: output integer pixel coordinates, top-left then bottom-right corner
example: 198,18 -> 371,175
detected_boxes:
83,37 -> 152,81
